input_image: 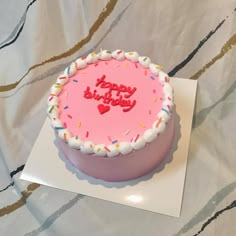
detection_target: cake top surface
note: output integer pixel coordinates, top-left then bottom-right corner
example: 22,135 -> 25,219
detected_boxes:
47,50 -> 174,157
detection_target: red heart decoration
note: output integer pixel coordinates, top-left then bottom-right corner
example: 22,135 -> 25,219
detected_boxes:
98,104 -> 110,114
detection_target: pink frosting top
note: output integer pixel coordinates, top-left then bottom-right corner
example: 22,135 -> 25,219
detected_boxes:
58,59 -> 164,145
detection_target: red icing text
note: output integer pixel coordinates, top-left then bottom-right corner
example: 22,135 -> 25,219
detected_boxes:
84,75 -> 137,113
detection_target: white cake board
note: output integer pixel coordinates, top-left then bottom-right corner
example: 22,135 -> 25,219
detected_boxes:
21,78 -> 197,217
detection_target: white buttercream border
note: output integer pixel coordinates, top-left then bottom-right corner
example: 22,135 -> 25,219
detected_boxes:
47,50 -> 174,157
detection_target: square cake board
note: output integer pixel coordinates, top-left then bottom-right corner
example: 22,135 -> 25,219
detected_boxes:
21,78 -> 197,217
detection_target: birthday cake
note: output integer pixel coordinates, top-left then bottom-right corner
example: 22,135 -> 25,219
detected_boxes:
47,49 -> 175,182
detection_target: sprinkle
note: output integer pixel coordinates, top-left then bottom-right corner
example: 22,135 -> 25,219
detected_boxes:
144,57 -> 147,61
144,70 -> 147,75
77,121 -> 81,127
107,50 -> 112,54
64,106 -> 69,109
153,89 -> 156,94
165,76 -> 168,83
117,50 -> 122,54
75,135 -> 78,139
49,96 -> 53,101
130,138 -> 133,142
63,122 -> 67,128
49,106 -> 54,113
112,140 -> 118,144
63,133 -> 67,141
55,85 -> 62,89
155,65 -> 163,69
53,118 -> 56,120
116,144 -> 120,148
50,94 -> 57,96
55,127 -> 64,130
167,105 -> 171,109
66,66 -> 70,75
59,76 -> 67,80
125,130 -> 130,135
94,63 -> 98,67
86,131 -> 89,138
67,114 -> 72,119
153,97 -> 158,103
104,146 -> 111,152
97,148 -> 101,152
73,79 -> 78,83
148,110 -> 152,115
129,52 -> 133,55
135,63 -> 138,68
168,97 -> 171,101
161,108 -> 169,114
105,62 -> 108,65
150,75 -> 155,80
156,118 -> 162,127
108,136 -> 112,142
82,57 -> 86,60
134,134 -> 140,142
137,121 -> 146,128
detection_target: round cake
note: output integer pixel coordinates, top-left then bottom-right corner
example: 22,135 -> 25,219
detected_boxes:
47,49 -> 175,182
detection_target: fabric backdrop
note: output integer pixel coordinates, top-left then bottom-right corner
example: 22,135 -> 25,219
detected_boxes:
0,0 -> 236,235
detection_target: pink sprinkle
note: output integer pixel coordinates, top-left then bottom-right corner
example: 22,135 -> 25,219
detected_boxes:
125,130 -> 130,135
82,57 -> 86,60
108,136 -> 112,142
64,122 -> 67,128
135,63 -> 138,68
130,138 -> 133,142
167,105 -> 171,109
117,50 -> 122,54
49,96 -> 53,101
67,114 -> 72,119
168,97 -> 171,101
101,74 -> 106,80
86,131 -> 89,138
94,63 -> 98,67
153,89 -> 156,94
59,76 -> 66,80
104,146 -> 111,152
165,76 -> 168,83
134,134 -> 140,142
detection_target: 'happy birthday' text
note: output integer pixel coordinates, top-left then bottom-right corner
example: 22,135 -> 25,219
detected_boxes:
83,75 -> 137,112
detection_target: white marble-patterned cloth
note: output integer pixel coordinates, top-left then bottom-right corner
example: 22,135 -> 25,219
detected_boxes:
0,0 -> 236,235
